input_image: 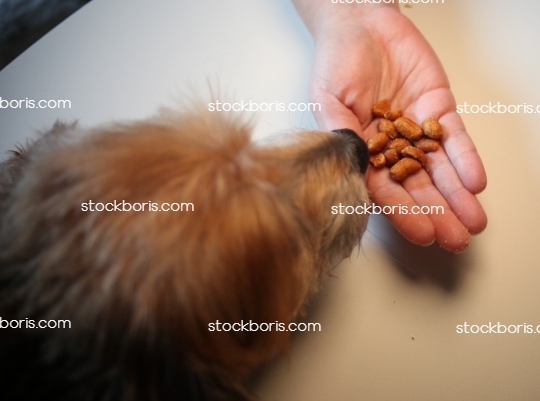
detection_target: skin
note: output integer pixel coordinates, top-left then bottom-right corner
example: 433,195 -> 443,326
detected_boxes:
292,0 -> 487,252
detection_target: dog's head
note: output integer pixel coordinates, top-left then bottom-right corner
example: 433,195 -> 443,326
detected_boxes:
0,109 -> 370,400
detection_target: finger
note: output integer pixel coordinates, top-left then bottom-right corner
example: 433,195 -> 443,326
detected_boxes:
367,167 -> 436,246
440,111 -> 488,195
400,167 -> 472,253
426,147 -> 488,235
309,90 -> 367,136
411,91 -> 488,234
412,89 -> 487,195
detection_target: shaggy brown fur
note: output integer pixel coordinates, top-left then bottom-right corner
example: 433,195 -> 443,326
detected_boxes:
0,106 -> 370,400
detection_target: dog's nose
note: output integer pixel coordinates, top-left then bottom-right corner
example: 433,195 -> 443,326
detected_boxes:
332,128 -> 370,175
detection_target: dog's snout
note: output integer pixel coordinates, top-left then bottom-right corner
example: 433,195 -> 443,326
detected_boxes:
332,128 -> 370,174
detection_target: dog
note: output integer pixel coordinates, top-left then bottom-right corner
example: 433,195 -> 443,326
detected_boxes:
0,104 -> 370,400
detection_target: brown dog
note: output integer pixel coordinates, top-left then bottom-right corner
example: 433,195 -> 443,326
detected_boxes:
0,105 -> 370,400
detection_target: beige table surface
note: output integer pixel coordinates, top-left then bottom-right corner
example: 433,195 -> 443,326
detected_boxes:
1,1 -> 540,400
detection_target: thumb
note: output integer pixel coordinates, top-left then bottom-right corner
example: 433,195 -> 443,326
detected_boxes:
311,93 -> 365,139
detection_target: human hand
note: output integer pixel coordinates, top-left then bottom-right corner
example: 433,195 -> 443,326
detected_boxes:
294,2 -> 487,252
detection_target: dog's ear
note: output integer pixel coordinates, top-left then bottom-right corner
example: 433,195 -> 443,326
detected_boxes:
0,143 -> 28,204
0,121 -> 77,206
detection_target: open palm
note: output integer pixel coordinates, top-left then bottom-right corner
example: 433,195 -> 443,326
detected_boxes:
308,7 -> 487,252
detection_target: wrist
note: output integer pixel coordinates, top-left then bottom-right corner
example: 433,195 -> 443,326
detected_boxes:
293,0 -> 400,42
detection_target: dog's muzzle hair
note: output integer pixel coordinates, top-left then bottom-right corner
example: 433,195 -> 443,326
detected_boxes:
0,107 -> 370,401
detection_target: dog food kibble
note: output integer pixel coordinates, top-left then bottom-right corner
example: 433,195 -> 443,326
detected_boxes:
369,100 -> 442,181
370,153 -> 386,168
367,133 -> 390,154
378,118 -> 398,139
421,118 -> 443,140
372,99 -> 391,118
383,148 -> 400,167
394,117 -> 424,141
414,138 -> 439,153
384,109 -> 403,121
386,138 -> 410,154
390,158 -> 422,181
401,146 -> 427,166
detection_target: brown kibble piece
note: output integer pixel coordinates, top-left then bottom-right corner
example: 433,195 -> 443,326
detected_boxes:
367,133 -> 389,155
422,118 -> 443,139
384,109 -> 403,121
383,148 -> 400,167
415,138 -> 439,153
387,138 -> 410,154
401,146 -> 427,166
390,157 -> 422,181
378,119 -> 398,139
372,99 -> 391,118
371,101 -> 442,181
394,117 -> 424,141
370,153 -> 386,168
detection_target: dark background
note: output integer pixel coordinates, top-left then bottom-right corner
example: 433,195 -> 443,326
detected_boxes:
0,0 -> 92,70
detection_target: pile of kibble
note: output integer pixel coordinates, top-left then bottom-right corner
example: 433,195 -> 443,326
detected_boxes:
368,99 -> 442,181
